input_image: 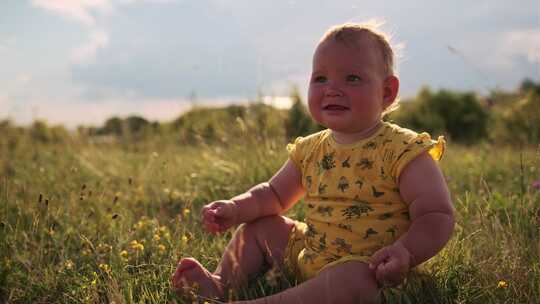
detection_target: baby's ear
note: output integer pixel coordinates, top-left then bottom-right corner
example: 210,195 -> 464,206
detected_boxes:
383,75 -> 399,109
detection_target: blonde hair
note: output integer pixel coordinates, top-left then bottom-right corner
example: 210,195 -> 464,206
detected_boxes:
319,21 -> 401,114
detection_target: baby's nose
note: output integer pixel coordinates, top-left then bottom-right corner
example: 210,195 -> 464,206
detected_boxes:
325,86 -> 344,97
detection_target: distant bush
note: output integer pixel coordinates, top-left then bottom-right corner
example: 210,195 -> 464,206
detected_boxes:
284,86 -> 321,140
95,115 -> 155,140
0,120 -> 24,151
389,87 -> 489,144
490,91 -> 540,144
171,103 -> 287,145
519,78 -> 540,95
28,120 -> 70,144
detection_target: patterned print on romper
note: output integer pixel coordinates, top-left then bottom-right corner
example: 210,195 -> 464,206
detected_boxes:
337,176 -> 349,192
357,158 -> 374,170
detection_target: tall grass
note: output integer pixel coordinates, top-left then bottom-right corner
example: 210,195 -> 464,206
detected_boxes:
1,127 -> 539,303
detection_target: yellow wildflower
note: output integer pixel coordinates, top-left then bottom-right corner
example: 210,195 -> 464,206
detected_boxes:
97,243 -> 112,253
182,208 -> 191,217
497,280 -> 508,289
120,250 -> 128,258
181,235 -> 189,245
153,234 -> 161,242
158,244 -> 166,253
64,259 -> 74,270
134,221 -> 145,230
130,240 -> 144,252
91,272 -> 98,286
98,263 -> 111,274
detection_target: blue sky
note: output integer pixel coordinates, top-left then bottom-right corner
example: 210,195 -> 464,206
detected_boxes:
1,0 -> 539,127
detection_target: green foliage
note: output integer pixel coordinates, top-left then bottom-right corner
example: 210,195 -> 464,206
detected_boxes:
100,117 -> 124,136
490,91 -> 540,144
28,120 -> 70,144
171,103 -> 287,145
389,87 -> 489,144
1,133 -> 539,303
285,86 -> 319,140
96,116 -> 153,139
2,81 -> 540,302
520,78 -> 540,95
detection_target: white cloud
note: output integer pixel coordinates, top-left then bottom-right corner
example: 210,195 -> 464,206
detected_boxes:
16,73 -> 32,85
485,28 -> 540,69
71,30 -> 109,64
502,29 -> 540,63
0,96 -> 11,116
0,36 -> 16,52
31,0 -> 176,26
32,0 -> 175,65
31,0 -> 113,27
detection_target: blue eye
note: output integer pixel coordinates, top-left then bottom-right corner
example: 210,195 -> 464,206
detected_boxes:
346,74 -> 361,82
313,76 -> 327,83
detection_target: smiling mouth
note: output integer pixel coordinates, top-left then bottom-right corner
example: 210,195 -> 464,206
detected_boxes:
323,105 -> 349,110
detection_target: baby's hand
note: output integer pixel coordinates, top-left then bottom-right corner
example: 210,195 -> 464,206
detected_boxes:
201,200 -> 238,234
369,241 -> 413,287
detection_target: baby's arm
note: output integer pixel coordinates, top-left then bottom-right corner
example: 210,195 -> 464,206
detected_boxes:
202,159 -> 305,232
370,151 -> 454,285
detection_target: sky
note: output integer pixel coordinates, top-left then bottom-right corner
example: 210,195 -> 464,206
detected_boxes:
1,0 -> 539,128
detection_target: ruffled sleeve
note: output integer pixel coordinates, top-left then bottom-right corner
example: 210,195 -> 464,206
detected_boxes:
391,132 -> 446,179
286,136 -> 305,171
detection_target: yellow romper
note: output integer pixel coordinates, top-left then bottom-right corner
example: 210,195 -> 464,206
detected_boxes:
284,121 -> 445,282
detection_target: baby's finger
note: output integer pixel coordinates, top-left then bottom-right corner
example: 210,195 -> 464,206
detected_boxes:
377,261 -> 403,287
214,203 -> 233,218
204,222 -> 219,233
370,247 -> 390,269
375,263 -> 388,283
202,210 -> 216,222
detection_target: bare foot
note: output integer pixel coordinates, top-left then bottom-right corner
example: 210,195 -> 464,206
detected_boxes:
171,257 -> 225,301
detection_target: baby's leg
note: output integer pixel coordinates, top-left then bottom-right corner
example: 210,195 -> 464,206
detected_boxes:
236,261 -> 380,304
172,215 -> 295,300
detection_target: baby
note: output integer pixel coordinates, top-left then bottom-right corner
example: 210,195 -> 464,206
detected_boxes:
172,22 -> 454,304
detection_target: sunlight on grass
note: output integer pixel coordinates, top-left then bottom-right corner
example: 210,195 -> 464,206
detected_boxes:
0,124 -> 539,303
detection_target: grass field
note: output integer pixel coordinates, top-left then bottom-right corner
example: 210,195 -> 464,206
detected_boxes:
1,130 -> 539,303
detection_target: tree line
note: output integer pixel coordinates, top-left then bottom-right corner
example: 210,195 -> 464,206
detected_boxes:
1,79 -> 538,147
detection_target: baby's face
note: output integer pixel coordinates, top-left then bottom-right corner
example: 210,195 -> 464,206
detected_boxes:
308,37 -> 393,133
